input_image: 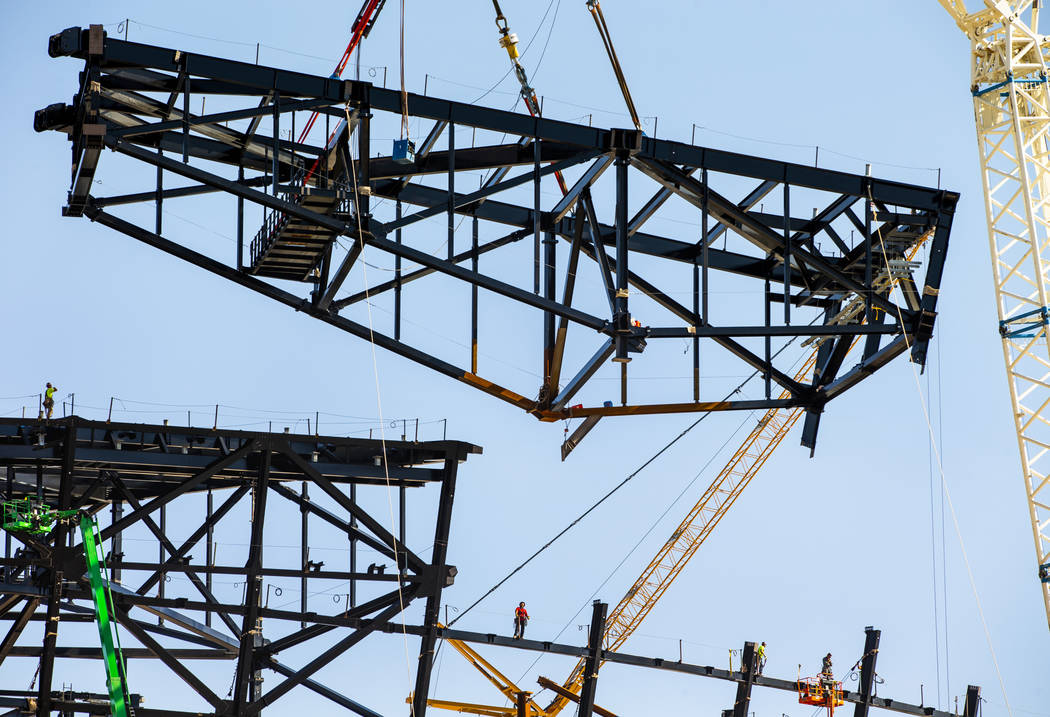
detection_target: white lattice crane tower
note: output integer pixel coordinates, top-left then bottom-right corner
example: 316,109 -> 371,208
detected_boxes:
939,0 -> 1050,630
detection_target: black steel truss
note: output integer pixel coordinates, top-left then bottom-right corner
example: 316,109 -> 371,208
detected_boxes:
0,416 -> 479,717
35,26 -> 959,453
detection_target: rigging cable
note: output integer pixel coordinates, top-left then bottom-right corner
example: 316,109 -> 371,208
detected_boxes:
399,0 -> 409,141
447,327 -> 815,628
345,103 -> 416,699
867,188 -> 1011,716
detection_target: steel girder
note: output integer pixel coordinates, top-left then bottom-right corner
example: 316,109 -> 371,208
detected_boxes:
36,26 -> 959,450
0,416 -> 478,716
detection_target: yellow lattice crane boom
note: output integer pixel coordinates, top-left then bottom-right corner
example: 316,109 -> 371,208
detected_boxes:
936,0 -> 1050,631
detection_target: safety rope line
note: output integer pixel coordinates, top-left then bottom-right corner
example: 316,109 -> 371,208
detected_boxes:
866,188 -> 1012,717
345,103 -> 416,707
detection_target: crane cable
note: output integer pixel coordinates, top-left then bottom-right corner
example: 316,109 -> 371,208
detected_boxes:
399,0 -> 409,141
585,0 -> 640,132
344,101 -> 416,700
866,189 -> 1012,717
446,328 -> 814,628
491,0 -> 569,195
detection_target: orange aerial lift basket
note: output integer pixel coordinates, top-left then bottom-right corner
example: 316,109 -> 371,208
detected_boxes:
798,677 -> 845,710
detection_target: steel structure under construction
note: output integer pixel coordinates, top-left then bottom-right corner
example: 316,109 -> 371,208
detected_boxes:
35,25 -> 959,455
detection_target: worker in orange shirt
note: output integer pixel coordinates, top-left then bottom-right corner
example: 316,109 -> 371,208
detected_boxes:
513,601 -> 529,639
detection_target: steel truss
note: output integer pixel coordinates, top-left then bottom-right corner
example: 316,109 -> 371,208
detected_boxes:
0,416 -> 479,716
35,25 -> 960,451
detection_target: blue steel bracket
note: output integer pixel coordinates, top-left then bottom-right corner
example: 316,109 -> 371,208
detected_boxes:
999,306 -> 1050,339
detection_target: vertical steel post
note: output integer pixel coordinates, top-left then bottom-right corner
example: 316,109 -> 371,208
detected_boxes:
182,74 -> 190,163
411,457 -> 461,717
613,152 -> 630,363
471,216 -> 479,373
783,180 -> 791,325
4,466 -> 12,579
237,165 -> 244,270
764,273 -> 772,399
864,179 -> 873,324
701,166 -> 710,322
358,105 -> 371,248
962,686 -> 981,717
158,504 -> 166,625
515,692 -> 530,717
543,230 -> 557,382
399,485 -> 407,572
156,149 -> 163,235
272,92 -> 280,197
534,137 -> 542,294
110,498 -> 123,584
577,599 -> 608,717
206,488 -> 213,627
349,483 -> 357,608
301,481 -> 309,629
853,627 -> 881,717
395,201 -> 403,341
731,641 -> 757,717
448,121 -> 455,262
234,438 -> 269,714
37,422 -> 76,716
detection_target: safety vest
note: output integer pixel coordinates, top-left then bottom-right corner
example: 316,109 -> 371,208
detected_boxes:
44,387 -> 56,401
515,606 -> 528,620
756,645 -> 765,659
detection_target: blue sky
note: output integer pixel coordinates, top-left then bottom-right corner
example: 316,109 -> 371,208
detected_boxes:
1,1 -> 1046,716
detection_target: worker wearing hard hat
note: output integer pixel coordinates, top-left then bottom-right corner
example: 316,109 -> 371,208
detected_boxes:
43,383 -> 57,420
513,601 -> 529,639
756,641 -> 767,674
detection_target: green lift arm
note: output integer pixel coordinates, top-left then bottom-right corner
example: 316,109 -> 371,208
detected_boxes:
2,499 -> 131,717
79,513 -> 131,717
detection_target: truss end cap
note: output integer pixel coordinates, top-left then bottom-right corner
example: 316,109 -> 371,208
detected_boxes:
48,27 -> 83,58
34,103 -> 74,133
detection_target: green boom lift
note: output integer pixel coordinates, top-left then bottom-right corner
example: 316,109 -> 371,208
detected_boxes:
2,498 -> 132,717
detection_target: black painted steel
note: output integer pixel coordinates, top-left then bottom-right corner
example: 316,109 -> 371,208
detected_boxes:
0,416 -> 478,716
35,26 -> 959,451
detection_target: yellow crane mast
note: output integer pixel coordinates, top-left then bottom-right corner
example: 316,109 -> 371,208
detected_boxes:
936,0 -> 1050,630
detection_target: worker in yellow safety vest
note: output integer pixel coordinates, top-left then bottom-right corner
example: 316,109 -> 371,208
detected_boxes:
756,641 -> 766,674
43,383 -> 57,420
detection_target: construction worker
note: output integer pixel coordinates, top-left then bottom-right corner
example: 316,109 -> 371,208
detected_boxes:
756,641 -> 767,675
820,652 -> 834,694
513,601 -> 529,639
43,382 -> 57,420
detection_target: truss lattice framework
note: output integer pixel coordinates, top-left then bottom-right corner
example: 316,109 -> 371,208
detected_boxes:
962,1 -> 1050,629
36,26 -> 958,451
0,417 -> 479,717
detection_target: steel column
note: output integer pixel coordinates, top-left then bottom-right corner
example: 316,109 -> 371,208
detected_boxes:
577,600 -> 608,717
411,456 -> 460,717
731,641 -> 757,717
853,627 -> 881,717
